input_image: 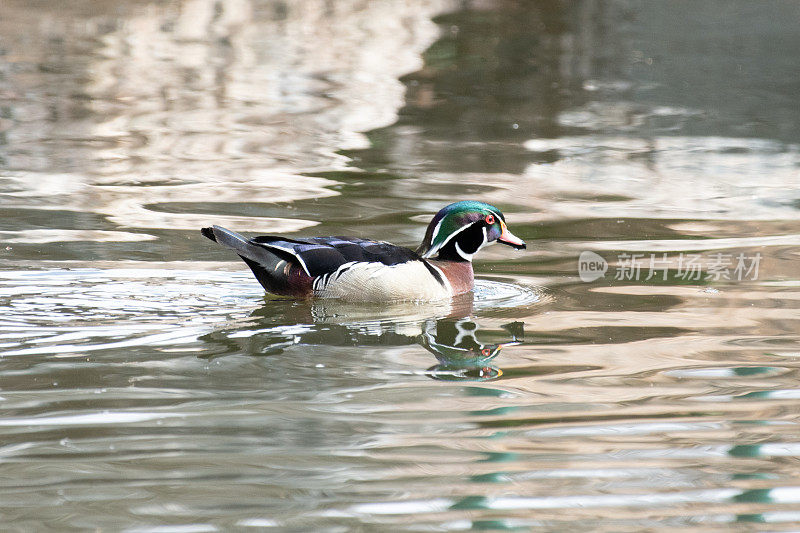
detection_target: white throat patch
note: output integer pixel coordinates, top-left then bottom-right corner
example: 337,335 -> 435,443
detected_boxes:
454,226 -> 488,262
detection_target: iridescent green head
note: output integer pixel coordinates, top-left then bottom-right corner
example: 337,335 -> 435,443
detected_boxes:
417,201 -> 526,261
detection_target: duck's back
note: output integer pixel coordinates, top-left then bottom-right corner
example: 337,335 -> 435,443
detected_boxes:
252,236 -> 419,275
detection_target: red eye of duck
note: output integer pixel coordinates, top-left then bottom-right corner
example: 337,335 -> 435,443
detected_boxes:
485,214 -> 495,225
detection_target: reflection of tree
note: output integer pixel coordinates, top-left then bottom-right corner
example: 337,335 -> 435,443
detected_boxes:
346,1 -> 594,175
406,4 -> 570,138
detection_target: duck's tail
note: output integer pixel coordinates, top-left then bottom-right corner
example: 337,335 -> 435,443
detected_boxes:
201,225 -> 251,252
201,225 -> 304,295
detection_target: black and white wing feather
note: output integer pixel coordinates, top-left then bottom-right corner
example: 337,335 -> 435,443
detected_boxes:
250,236 -> 421,276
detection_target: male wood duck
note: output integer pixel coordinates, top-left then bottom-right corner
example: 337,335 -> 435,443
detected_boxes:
201,200 -> 525,302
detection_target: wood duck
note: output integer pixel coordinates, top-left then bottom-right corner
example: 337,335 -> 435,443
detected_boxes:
201,200 -> 525,302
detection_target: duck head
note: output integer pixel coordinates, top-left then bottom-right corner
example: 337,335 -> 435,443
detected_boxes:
417,201 -> 526,261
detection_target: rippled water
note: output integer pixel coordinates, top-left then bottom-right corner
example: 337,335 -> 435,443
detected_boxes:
2,0 -> 800,530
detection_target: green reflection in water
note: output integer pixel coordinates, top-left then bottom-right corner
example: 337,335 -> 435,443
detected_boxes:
464,387 -> 510,398
470,471 -> 509,484
736,514 -> 767,523
728,444 -> 764,458
733,366 -> 779,376
732,473 -> 778,480
733,488 -> 774,504
471,519 -> 526,531
737,389 -> 800,400
450,495 -> 491,510
470,406 -> 519,417
479,452 -> 520,464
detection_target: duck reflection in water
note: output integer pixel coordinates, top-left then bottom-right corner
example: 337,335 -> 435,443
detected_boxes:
420,318 -> 521,381
200,293 -> 523,381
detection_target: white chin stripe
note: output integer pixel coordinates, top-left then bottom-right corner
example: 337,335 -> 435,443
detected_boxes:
455,241 -> 473,261
425,220 -> 478,258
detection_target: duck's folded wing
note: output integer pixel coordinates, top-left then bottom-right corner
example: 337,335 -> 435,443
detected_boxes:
251,236 -> 420,277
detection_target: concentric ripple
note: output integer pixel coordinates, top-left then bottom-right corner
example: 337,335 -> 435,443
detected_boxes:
473,278 -> 544,310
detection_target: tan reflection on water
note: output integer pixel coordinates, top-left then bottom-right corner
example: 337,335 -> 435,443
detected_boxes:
0,0 -> 456,232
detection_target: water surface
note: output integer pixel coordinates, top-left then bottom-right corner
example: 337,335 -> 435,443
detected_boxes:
1,0 -> 800,530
